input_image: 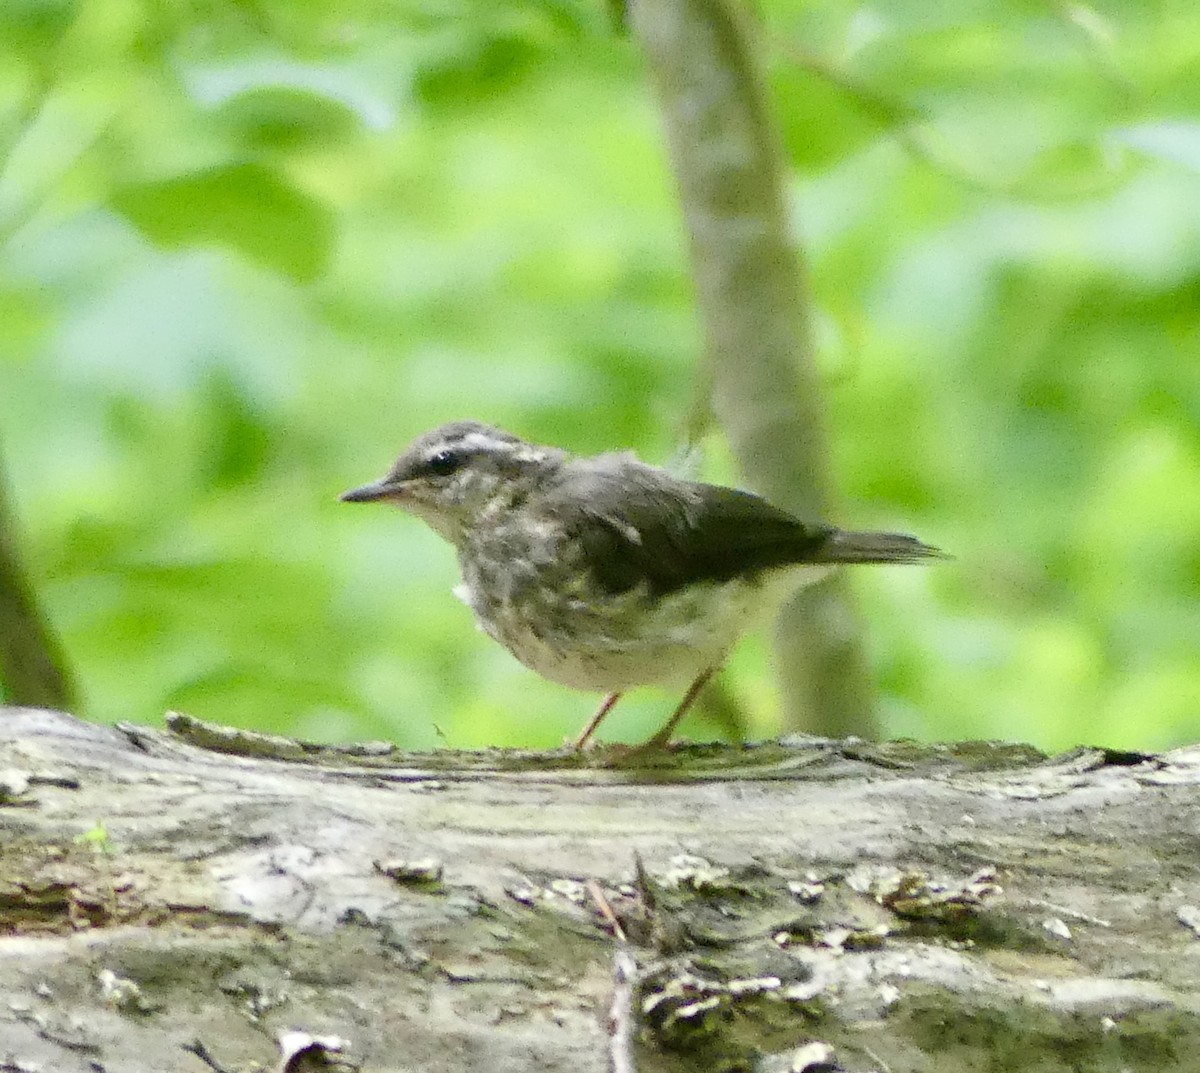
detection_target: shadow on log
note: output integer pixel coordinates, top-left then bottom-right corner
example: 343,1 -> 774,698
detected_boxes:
1,707 -> 1199,1072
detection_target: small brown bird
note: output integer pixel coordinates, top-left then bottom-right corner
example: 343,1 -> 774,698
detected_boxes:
342,422 -> 943,747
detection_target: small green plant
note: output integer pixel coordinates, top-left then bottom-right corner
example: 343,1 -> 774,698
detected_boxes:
74,820 -> 115,856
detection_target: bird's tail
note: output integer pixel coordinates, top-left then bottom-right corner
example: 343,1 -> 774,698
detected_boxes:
817,529 -> 947,565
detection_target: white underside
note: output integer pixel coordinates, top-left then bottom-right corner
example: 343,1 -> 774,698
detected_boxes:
454,563 -> 834,693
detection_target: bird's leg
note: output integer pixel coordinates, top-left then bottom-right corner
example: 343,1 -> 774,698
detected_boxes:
573,692 -> 623,749
643,666 -> 717,748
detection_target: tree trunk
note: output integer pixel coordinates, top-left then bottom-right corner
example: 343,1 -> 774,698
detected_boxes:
629,0 -> 877,738
0,457 -> 76,711
2,707 -> 1198,1072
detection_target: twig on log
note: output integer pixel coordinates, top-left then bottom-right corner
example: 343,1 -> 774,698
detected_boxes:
588,879 -> 638,1073
182,1039 -> 235,1073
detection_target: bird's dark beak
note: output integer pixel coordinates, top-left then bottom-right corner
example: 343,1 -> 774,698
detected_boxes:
339,479 -> 401,503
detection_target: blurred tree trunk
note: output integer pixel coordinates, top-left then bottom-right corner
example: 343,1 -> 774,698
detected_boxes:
0,454 -> 76,711
630,0 -> 877,736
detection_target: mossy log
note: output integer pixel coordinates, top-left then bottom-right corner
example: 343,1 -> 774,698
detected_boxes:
2,706 -> 1199,1072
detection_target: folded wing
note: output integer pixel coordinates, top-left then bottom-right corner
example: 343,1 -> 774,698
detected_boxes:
546,460 -> 942,598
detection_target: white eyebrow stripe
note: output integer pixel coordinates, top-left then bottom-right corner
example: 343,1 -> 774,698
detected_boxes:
458,431 -> 517,453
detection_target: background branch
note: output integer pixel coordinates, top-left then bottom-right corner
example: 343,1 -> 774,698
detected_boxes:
0,451 -> 76,711
630,0 -> 876,736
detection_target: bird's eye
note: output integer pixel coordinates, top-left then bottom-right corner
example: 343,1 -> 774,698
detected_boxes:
425,449 -> 463,477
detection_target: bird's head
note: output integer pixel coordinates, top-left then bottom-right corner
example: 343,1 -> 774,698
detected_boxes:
340,421 -> 563,543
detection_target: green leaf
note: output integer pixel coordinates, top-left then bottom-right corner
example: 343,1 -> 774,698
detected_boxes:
770,60 -> 904,171
109,163 -> 334,283
183,60 -> 392,149
213,86 -> 363,151
0,0 -> 77,58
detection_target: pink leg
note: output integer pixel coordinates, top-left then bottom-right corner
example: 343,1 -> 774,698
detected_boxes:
644,667 -> 717,748
574,692 -> 623,749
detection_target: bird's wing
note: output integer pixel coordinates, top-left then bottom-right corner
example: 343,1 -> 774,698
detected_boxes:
540,459 -> 833,597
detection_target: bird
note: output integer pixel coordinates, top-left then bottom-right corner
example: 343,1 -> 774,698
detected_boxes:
340,421 -> 944,749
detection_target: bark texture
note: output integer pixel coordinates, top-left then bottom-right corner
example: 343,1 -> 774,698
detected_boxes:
630,0 -> 878,738
2,707 -> 1200,1073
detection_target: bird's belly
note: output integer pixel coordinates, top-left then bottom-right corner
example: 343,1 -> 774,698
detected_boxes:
501,626 -> 716,693
455,569 -> 818,693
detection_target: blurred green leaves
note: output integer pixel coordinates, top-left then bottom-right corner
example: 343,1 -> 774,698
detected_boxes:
0,0 -> 1197,751
111,163 -> 334,282
0,0 -> 77,59
212,86 -> 364,152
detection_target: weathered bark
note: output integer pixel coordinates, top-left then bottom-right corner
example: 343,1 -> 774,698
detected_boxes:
2,707 -> 1199,1072
0,459 -> 76,711
630,0 -> 877,738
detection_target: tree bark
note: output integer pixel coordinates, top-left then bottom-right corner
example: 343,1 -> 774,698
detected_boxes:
629,0 -> 877,738
2,707 -> 1199,1072
0,457 -> 76,711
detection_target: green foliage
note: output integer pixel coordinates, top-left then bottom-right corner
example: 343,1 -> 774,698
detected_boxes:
1,0 -> 1196,751
111,163 -> 335,281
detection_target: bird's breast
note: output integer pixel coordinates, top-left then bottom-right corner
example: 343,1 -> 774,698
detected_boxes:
455,519 -> 836,692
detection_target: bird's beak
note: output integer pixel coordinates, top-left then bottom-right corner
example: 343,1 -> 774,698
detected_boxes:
339,479 -> 402,503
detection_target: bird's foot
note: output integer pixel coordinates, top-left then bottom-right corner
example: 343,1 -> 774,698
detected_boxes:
571,692 -> 623,750
590,736 -> 686,770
